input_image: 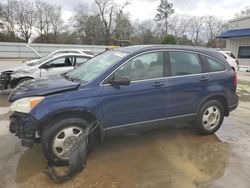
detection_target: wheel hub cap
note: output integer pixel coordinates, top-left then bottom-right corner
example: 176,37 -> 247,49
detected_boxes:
202,106 -> 221,131
52,127 -> 83,159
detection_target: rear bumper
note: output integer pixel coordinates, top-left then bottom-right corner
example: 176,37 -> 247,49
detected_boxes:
9,112 -> 38,147
229,102 -> 238,112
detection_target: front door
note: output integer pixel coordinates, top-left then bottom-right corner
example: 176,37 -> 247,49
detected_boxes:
40,56 -> 75,78
102,51 -> 168,131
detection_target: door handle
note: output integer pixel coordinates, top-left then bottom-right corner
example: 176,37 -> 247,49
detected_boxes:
152,82 -> 166,88
199,77 -> 209,82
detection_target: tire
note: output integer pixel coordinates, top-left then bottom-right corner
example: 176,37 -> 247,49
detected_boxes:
41,117 -> 97,166
195,100 -> 224,135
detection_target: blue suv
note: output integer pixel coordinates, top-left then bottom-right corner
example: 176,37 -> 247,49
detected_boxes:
9,45 -> 238,165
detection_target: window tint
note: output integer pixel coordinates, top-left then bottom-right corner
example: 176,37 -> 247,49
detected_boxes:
115,52 -> 164,81
206,57 -> 226,72
169,52 -> 202,76
238,46 -> 250,59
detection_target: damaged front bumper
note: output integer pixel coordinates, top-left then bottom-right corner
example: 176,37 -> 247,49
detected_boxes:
0,71 -> 13,90
0,77 -> 4,90
9,112 -> 38,147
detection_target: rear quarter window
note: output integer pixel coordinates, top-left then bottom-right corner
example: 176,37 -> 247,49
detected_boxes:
206,57 -> 226,72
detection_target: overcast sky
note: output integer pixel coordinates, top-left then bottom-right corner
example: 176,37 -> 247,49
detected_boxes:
43,0 -> 250,22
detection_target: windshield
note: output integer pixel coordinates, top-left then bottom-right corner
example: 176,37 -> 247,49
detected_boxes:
67,51 -> 127,82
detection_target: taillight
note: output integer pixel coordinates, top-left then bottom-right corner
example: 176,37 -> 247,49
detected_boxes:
233,71 -> 237,88
236,59 -> 239,65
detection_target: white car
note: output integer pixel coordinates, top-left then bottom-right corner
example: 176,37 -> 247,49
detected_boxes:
23,47 -> 94,65
219,51 -> 239,72
0,53 -> 93,90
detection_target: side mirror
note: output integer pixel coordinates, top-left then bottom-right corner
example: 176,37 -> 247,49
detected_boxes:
109,75 -> 131,86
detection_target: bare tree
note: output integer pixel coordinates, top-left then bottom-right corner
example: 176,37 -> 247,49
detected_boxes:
133,20 -> 158,44
94,0 -> 130,45
113,12 -> 133,41
50,5 -> 63,37
35,0 -> 53,36
1,0 -> 16,34
72,4 -> 89,39
204,16 -> 227,47
85,15 -> 105,44
169,14 -> 190,43
13,0 -> 37,42
188,16 -> 205,45
94,0 -> 115,44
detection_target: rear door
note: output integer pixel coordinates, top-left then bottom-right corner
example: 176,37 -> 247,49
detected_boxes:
167,51 -> 210,118
102,51 -> 169,131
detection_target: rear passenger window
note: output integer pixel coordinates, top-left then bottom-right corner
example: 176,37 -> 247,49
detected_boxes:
169,52 -> 202,76
206,57 -> 226,72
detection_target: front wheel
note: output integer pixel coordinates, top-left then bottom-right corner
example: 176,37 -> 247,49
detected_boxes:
41,118 -> 96,165
195,100 -> 224,135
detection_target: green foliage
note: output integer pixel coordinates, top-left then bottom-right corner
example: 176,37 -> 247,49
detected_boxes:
0,32 -> 25,42
178,36 -> 193,45
113,12 -> 133,41
84,15 -> 106,45
155,0 -> 174,21
161,35 -> 176,44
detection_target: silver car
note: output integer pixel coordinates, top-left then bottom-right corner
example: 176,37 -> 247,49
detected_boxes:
0,53 -> 93,90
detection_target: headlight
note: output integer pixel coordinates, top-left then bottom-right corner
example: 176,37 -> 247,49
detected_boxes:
10,96 -> 45,113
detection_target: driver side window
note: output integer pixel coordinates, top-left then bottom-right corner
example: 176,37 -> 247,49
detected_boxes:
114,52 -> 164,82
47,57 -> 73,67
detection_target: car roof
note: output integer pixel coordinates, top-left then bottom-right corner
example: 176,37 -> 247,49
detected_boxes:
53,49 -> 92,53
116,45 -> 226,62
219,50 -> 232,53
116,45 -> 217,54
51,53 -> 93,59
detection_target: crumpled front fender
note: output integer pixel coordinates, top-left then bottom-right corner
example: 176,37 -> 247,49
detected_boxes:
11,72 -> 29,79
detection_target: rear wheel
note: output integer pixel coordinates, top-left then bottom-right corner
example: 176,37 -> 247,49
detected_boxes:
41,118 -> 96,165
195,100 -> 224,135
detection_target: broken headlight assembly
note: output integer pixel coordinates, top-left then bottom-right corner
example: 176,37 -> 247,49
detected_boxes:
10,96 -> 45,113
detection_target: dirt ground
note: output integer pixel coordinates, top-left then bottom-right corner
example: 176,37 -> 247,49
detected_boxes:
0,61 -> 250,188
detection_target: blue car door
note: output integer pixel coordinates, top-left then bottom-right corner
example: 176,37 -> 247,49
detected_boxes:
102,51 -> 168,131
167,51 -> 210,118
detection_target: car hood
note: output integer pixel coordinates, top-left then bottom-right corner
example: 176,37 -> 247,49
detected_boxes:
9,75 -> 80,102
1,63 -> 37,73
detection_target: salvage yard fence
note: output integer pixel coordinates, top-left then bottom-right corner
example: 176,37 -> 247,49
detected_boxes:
0,42 -> 108,59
